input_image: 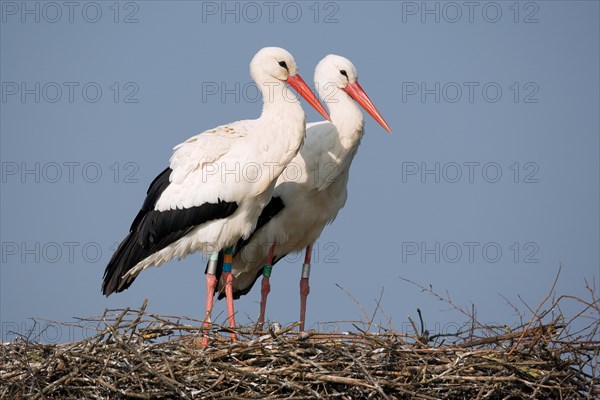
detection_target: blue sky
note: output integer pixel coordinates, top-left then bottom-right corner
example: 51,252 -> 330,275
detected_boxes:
1,1 -> 598,342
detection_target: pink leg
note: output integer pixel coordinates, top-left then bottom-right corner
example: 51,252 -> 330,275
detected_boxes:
201,273 -> 218,347
299,244 -> 312,331
222,271 -> 238,341
257,243 -> 276,331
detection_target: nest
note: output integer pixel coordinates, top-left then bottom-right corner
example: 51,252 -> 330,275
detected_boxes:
1,280 -> 599,399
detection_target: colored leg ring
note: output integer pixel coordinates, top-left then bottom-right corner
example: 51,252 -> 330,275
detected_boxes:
263,264 -> 273,277
223,247 -> 233,273
301,263 -> 311,279
206,252 -> 219,275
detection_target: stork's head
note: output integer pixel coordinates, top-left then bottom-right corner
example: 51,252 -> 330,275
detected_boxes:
250,47 -> 330,121
250,47 -> 299,82
315,54 -> 392,133
314,54 -> 359,90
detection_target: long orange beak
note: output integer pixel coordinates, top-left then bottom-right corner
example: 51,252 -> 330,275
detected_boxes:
344,81 -> 392,133
287,74 -> 331,122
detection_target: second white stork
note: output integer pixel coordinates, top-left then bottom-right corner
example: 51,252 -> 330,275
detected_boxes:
101,47 -> 330,344
212,54 -> 391,330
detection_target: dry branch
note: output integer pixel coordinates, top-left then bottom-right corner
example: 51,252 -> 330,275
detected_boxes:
1,287 -> 598,399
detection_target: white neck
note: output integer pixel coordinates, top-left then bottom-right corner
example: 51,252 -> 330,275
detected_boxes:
257,80 -> 304,125
254,79 -> 306,175
322,86 -> 365,169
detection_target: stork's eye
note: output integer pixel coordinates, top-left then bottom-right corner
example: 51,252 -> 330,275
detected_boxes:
278,61 -> 289,70
340,70 -> 348,78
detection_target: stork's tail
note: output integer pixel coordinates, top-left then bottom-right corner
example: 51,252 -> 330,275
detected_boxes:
102,231 -> 147,295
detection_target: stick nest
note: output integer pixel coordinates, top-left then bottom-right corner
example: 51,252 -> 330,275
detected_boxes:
1,286 -> 599,399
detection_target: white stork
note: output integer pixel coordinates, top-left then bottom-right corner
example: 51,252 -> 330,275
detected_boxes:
213,55 -> 391,330
102,47 -> 330,344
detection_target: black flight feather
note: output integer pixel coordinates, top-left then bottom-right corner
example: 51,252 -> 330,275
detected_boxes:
102,167 -> 238,296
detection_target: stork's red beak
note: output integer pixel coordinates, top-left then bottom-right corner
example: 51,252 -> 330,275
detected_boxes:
287,74 -> 331,122
344,81 -> 392,133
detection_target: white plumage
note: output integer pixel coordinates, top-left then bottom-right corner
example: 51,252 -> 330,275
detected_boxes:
123,112 -> 305,281
102,46 -> 331,338
218,55 -> 391,329
226,119 -> 361,291
103,47 -> 327,294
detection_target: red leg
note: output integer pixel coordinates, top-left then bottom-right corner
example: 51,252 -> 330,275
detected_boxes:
299,244 -> 312,331
257,243 -> 276,331
222,271 -> 238,341
222,249 -> 238,341
201,273 -> 218,347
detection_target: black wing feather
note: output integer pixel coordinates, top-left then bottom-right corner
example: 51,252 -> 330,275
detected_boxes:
102,167 -> 238,296
233,196 -> 284,256
131,167 -> 172,230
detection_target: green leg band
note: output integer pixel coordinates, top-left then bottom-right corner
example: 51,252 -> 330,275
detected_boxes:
263,264 -> 273,277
